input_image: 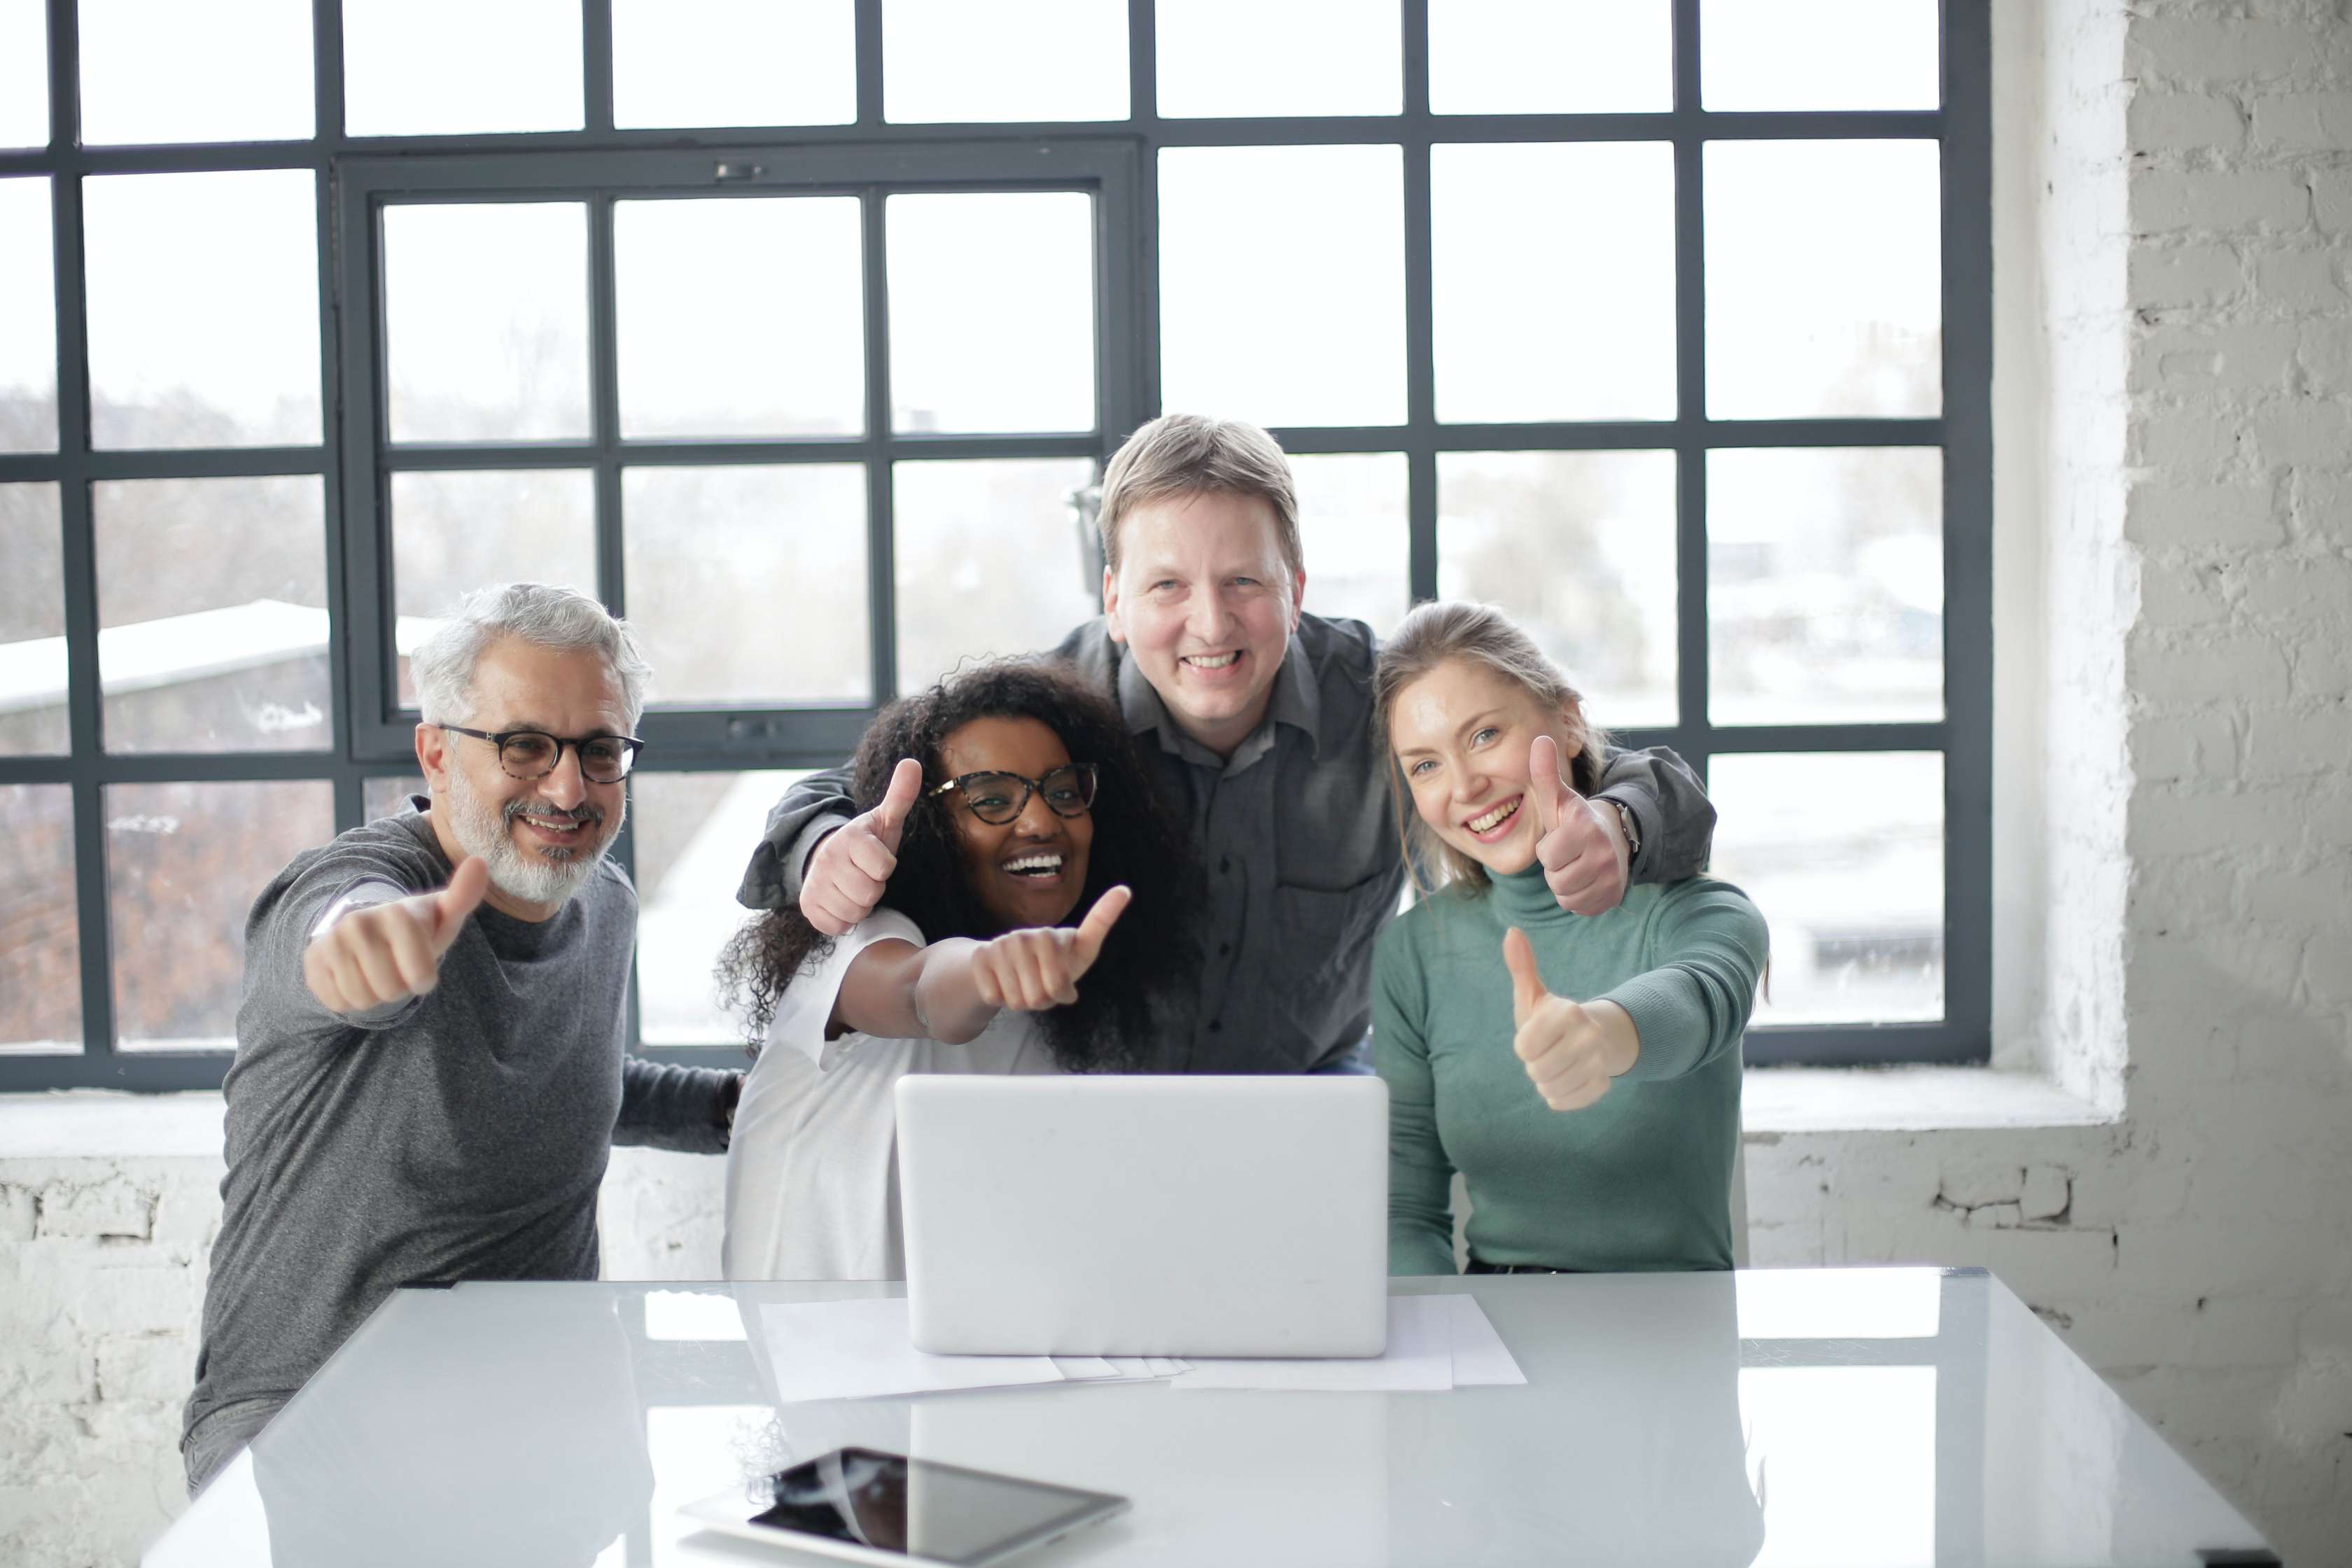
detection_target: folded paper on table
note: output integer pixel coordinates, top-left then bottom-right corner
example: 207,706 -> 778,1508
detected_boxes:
1169,1294 -> 1525,1392
1446,1293 -> 1528,1386
759,1298 -> 1065,1403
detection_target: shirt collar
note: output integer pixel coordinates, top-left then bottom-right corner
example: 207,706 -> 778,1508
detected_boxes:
1113,632 -> 1324,766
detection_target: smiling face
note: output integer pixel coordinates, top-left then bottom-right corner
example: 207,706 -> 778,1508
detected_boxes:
936,715 -> 1096,932
414,636 -> 631,921
1102,490 -> 1305,760
1388,656 -> 1583,878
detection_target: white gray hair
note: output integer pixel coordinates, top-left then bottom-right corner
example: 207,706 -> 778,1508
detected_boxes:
410,583 -> 652,728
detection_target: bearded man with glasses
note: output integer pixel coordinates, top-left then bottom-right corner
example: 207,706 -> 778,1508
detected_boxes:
181,583 -> 743,1497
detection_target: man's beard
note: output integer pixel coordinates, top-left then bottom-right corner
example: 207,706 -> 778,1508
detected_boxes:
442,764 -> 620,909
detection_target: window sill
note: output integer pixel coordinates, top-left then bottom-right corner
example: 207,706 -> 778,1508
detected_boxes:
1742,1065 -> 2115,1136
0,1088 -> 226,1161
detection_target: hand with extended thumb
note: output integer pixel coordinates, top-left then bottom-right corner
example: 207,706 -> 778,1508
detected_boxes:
304,856 -> 489,1016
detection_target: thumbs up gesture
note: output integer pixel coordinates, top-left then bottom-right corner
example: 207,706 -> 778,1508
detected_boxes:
970,886 -> 1133,1011
1529,734 -> 1631,916
304,856 -> 490,1016
1502,926 -> 1634,1112
802,757 -> 925,935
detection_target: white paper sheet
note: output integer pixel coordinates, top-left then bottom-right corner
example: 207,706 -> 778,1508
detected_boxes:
758,1298 -> 1065,1403
1445,1294 -> 1529,1386
1168,1296 -> 1455,1391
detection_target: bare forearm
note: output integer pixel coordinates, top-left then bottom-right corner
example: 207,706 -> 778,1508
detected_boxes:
830,937 -> 1001,1044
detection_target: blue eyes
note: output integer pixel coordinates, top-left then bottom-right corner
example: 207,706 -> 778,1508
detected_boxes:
1406,728 -> 1504,779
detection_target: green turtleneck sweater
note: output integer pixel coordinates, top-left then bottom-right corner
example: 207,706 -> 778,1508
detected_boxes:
1373,865 -> 1768,1276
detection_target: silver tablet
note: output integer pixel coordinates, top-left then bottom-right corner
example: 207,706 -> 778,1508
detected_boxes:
679,1447 -> 1129,1567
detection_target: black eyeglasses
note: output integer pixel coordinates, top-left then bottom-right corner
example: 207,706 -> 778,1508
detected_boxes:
927,764 -> 1098,825
440,725 -> 645,784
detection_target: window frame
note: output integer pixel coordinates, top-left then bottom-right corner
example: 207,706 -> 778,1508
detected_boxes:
0,0 -> 1990,1091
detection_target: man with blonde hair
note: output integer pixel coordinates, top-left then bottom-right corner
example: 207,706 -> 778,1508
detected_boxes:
183,583 -> 741,1494
743,415 -> 1714,1073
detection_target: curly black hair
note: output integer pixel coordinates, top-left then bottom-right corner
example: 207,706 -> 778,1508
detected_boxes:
718,659 -> 1202,1072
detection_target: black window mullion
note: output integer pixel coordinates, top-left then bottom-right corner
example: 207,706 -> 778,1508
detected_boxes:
1940,0 -> 1995,1049
583,0 -> 616,135
43,0 -> 119,1077
854,0 -> 884,127
1399,0 -> 1436,603
1671,0 -> 1710,771
589,193 -> 625,615
860,188 -> 897,703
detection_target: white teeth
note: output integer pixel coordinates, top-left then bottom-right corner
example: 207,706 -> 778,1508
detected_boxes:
1184,652 -> 1240,669
1003,853 -> 1063,874
1467,799 -> 1519,834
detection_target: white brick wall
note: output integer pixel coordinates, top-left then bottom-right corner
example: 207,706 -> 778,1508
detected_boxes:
4,4 -> 2351,1565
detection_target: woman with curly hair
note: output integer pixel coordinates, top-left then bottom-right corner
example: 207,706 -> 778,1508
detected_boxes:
719,659 -> 1200,1281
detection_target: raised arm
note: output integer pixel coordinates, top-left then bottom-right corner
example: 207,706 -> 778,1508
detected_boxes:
1373,928 -> 1458,1277
1593,879 -> 1768,1084
738,760 -> 923,937
1592,743 -> 1714,886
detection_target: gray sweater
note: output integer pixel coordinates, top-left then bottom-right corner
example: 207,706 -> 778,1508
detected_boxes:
182,804 -> 733,1492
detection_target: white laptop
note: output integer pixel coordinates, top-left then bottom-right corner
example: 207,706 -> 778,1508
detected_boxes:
895,1075 -> 1388,1359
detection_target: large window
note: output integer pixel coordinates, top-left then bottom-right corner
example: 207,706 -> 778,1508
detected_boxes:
0,0 -> 1988,1088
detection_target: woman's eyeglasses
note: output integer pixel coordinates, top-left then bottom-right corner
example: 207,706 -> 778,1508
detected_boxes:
927,764 -> 1098,825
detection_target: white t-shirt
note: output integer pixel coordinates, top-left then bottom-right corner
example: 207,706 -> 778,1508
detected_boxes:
722,909 -> 1061,1282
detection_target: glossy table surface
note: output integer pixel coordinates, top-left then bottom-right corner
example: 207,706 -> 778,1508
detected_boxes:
147,1268 -> 2267,1568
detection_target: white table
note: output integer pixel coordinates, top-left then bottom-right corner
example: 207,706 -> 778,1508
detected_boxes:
148,1268 -> 2271,1567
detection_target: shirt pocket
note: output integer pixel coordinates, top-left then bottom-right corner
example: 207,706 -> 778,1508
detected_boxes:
1271,870 -> 1396,995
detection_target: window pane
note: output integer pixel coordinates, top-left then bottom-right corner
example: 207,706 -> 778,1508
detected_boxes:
0,177 -> 57,453
888,193 -> 1094,435
84,170 -> 321,449
613,0 -> 854,128
633,769 -> 811,1046
1293,453 -> 1408,638
1160,146 -> 1406,428
0,783 -> 78,1054
384,203 -> 591,444
1429,0 -> 1670,114
0,482 -> 64,755
892,458 -> 1099,690
1740,1367 -> 1937,1567
1703,0 -> 1940,111
1709,448 -> 1942,725
364,775 -> 425,822
1158,0 -> 1399,118
1438,451 -> 1677,727
108,780 -> 335,1051
0,0 -> 46,148
96,476 -> 330,753
79,0 -> 313,144
1434,143 -> 1676,423
1708,751 -> 1943,1026
623,464 -> 869,705
617,197 -> 863,440
342,0 -> 582,136
883,0 -> 1126,122
390,469 -> 597,706
1706,141 -> 1941,419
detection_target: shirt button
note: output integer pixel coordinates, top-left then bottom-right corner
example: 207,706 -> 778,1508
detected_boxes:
1219,857 -> 1231,874
1217,941 -> 1231,957
1208,1020 -> 1223,1033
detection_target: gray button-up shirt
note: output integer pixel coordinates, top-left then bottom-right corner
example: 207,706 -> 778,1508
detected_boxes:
737,612 -> 1716,1074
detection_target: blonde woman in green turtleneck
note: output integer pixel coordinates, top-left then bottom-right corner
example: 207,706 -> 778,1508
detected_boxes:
1371,603 -> 1768,1277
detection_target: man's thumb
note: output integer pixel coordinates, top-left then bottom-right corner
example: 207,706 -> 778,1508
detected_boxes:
432,857 -> 489,951
1502,927 -> 1548,1023
872,757 -> 923,846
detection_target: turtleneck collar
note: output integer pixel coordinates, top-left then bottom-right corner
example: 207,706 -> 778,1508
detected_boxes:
1486,860 -> 1569,927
